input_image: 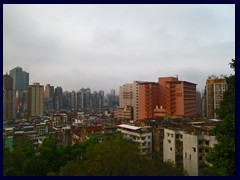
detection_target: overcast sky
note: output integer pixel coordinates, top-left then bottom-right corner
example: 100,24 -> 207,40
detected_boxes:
3,4 -> 235,94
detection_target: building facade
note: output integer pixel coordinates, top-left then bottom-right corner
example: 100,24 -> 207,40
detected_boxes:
117,124 -> 152,156
28,83 -> 44,117
44,84 -> 54,111
158,77 -> 197,117
204,75 -> 227,118
3,73 -> 16,120
114,105 -> 133,120
138,82 -> 159,120
9,67 -> 29,91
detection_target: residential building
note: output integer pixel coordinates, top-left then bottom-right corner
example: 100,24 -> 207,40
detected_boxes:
117,124 -> 152,156
203,75 -> 227,118
161,119 -> 218,176
3,73 -> 16,120
44,84 -> 54,111
54,87 -> 63,111
120,81 -> 144,120
9,67 -> 29,91
114,105 -> 133,120
70,91 -> 77,110
27,83 -> 44,117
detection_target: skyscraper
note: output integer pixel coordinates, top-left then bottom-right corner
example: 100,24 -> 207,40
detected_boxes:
9,67 -> 29,91
3,73 -> 16,120
28,83 -> 44,117
54,87 -> 63,111
44,84 -> 54,111
9,67 -> 29,118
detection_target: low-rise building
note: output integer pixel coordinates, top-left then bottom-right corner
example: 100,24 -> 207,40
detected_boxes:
117,124 -> 152,156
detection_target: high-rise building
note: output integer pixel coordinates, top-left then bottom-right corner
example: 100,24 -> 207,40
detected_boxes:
80,88 -> 91,110
3,73 -> 16,120
44,84 -> 54,111
120,77 -> 197,120
9,67 -> 29,117
138,82 -> 159,120
99,90 -> 105,108
28,83 -> 44,117
62,91 -> 71,110
158,77 -> 197,117
70,91 -> 77,110
77,90 -> 83,110
203,75 -> 227,118
54,87 -> 63,111
9,67 -> 29,91
92,91 -> 100,109
119,81 -> 141,120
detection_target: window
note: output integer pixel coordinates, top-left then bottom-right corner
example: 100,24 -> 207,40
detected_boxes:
193,147 -> 196,152
185,153 -> 187,158
199,149 -> 202,153
148,142 -> 151,146
199,140 -> 202,145
148,136 -> 151,139
205,149 -> 209,153
167,133 -> 170,137
171,134 -> 174,138
168,139 -> 171,143
199,156 -> 202,161
170,147 -> 172,151
205,140 -> 209,145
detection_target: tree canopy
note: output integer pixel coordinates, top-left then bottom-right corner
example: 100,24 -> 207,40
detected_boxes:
4,133 -> 186,176
205,59 -> 235,176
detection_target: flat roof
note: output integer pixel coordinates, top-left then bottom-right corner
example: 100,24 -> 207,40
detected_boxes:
117,124 -> 141,130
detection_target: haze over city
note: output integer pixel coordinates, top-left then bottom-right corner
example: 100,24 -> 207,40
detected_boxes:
3,4 -> 235,93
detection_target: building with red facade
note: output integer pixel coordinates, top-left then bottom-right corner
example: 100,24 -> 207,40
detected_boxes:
138,82 -> 159,120
157,77 -> 197,117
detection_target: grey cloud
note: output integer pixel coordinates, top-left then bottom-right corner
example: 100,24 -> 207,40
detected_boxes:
3,4 -> 235,93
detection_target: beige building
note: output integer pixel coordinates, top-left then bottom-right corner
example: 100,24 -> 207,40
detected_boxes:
114,106 -> 133,120
204,75 -> 227,118
28,83 -> 44,117
119,81 -> 144,120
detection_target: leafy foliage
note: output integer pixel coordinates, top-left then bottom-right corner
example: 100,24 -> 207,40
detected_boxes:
205,59 -> 235,176
4,133 -> 186,176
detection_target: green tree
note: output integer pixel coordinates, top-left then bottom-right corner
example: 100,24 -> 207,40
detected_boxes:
205,59 -> 235,176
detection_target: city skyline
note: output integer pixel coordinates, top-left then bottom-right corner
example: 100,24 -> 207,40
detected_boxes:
3,4 -> 235,93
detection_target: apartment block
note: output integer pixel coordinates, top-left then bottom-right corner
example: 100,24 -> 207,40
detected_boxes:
3,73 -> 16,120
161,120 -> 217,176
203,75 -> 227,118
28,83 -> 44,117
119,82 -> 140,120
117,124 -> 152,156
114,105 -> 133,120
